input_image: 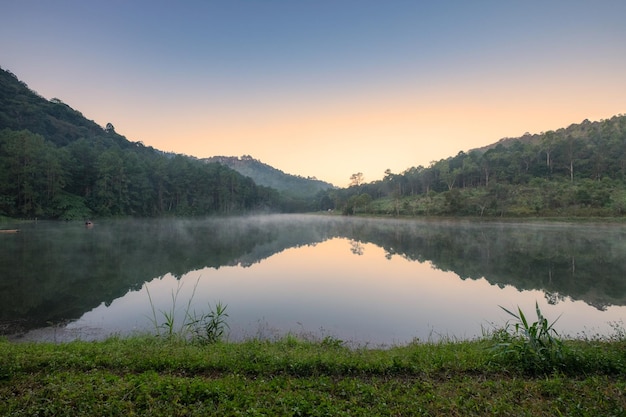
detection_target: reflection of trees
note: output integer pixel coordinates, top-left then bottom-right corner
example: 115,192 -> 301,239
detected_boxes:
350,240 -> 364,256
339,219 -> 626,311
0,215 -> 342,333
3,215 -> 625,334
545,291 -> 565,306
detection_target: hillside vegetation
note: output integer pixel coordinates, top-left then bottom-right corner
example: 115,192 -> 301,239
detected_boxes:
2,65 -> 625,219
323,115 -> 626,217
203,155 -> 334,211
203,155 -> 333,195
0,67 -> 281,219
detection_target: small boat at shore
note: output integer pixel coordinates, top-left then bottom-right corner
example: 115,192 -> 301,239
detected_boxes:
0,229 -> 20,234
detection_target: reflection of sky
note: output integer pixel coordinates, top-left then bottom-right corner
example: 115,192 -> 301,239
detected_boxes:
68,238 -> 626,346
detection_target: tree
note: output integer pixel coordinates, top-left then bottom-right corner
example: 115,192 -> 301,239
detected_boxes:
562,135 -> 580,183
0,129 -> 56,217
434,159 -> 457,190
541,131 -> 557,171
349,172 -> 364,187
356,193 -> 372,213
93,148 -> 129,215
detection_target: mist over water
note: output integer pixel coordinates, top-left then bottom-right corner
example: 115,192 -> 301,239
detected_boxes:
3,215 -> 626,345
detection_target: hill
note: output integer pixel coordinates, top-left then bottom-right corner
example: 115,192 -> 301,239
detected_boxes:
203,155 -> 334,198
0,68 -> 131,148
0,67 -> 281,219
3,65 -> 625,219
322,115 -> 626,217
469,116 -> 624,153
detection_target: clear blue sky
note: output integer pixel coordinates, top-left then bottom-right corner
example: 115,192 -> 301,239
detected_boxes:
2,1 -> 626,186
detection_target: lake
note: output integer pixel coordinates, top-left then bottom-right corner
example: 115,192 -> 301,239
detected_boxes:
2,214 -> 625,346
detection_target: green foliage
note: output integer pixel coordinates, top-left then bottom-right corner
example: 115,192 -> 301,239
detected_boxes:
491,302 -> 565,374
320,115 -> 626,217
1,334 -> 626,416
146,281 -> 180,339
53,192 -> 92,220
146,278 -> 229,344
4,65 -> 626,219
0,68 -> 284,219
186,301 -> 230,345
203,155 -> 333,200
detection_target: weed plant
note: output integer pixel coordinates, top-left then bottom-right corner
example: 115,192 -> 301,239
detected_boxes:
146,277 -> 229,344
186,301 -> 230,345
490,302 -> 565,374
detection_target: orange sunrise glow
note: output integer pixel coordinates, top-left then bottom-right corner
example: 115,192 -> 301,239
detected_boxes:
2,1 -> 625,186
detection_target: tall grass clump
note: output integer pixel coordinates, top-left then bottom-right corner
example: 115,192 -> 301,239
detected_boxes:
145,277 -> 229,344
186,301 -> 229,345
491,301 -> 565,374
146,279 -> 193,339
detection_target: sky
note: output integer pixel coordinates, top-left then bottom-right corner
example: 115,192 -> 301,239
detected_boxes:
2,1 -> 626,187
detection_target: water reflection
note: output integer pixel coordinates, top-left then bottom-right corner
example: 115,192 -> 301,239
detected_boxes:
2,215 -> 626,344
65,238 -> 626,346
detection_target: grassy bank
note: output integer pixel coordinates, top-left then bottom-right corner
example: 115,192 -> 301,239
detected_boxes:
2,333 -> 625,416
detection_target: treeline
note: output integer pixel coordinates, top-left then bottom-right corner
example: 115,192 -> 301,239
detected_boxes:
320,115 -> 626,217
203,155 -> 332,199
4,65 -> 626,219
0,129 -> 281,219
0,68 -> 282,219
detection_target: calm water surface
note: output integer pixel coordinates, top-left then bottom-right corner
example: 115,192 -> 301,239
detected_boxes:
2,215 -> 625,346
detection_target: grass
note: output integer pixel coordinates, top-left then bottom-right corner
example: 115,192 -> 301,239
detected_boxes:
1,329 -> 626,416
2,304 -> 625,415
146,277 -> 229,345
491,302 -> 565,374
186,301 -> 229,345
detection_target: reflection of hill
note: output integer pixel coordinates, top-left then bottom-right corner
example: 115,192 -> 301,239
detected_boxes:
0,215 -> 341,333
2,215 -> 625,334
342,219 -> 626,311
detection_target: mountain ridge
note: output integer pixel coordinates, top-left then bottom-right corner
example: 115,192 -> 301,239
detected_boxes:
2,65 -> 626,219
0,66 -> 333,199
202,155 -> 334,197
0,66 -> 283,218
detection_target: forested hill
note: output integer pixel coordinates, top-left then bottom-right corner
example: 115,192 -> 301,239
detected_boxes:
4,65 -> 626,220
202,155 -> 334,198
0,68 -> 122,147
0,67 -> 282,219
324,114 -> 626,217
